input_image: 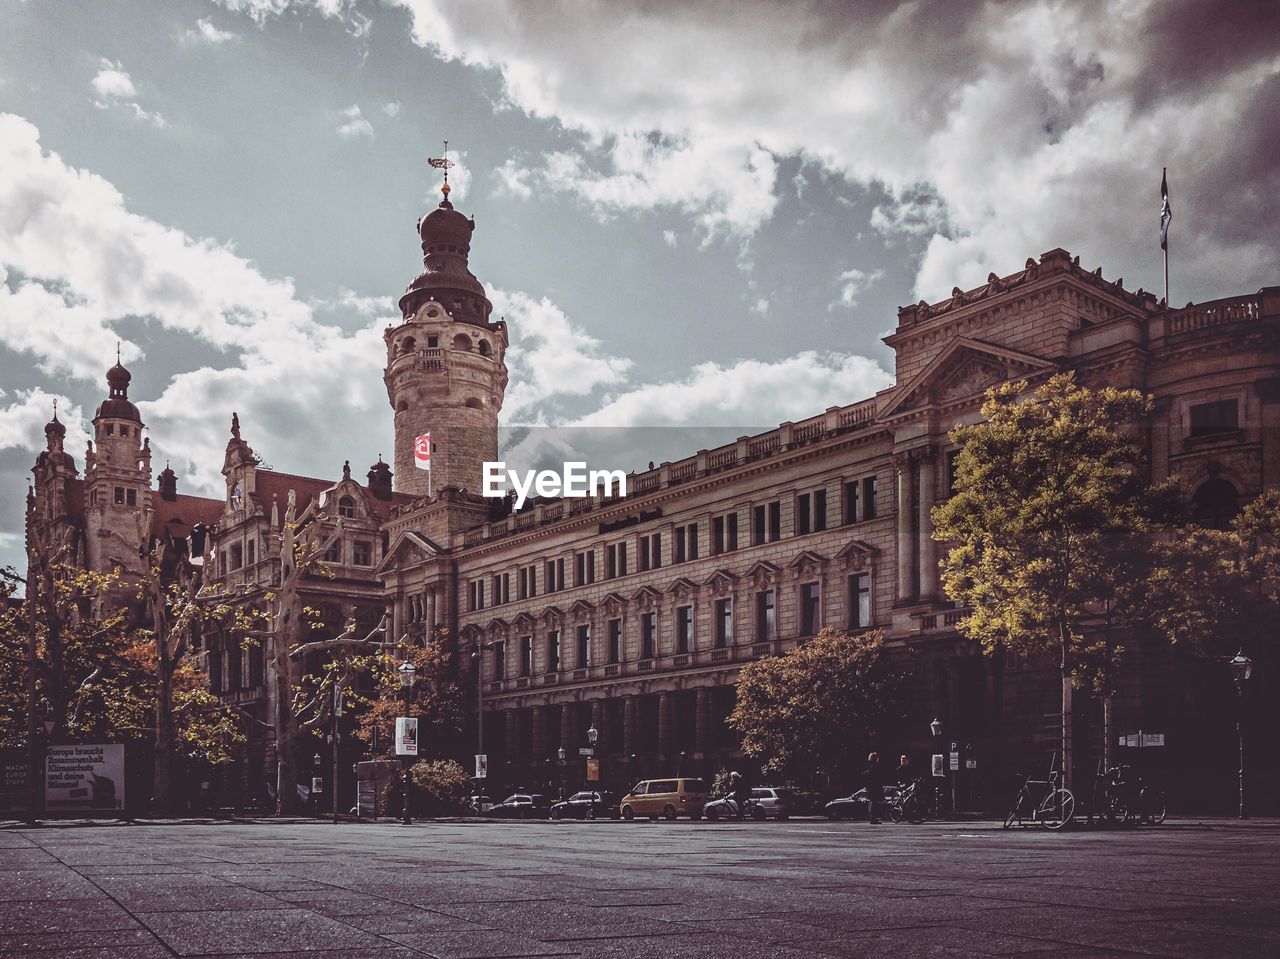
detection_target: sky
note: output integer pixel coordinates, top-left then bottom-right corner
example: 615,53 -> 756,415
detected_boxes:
1,0 -> 1277,574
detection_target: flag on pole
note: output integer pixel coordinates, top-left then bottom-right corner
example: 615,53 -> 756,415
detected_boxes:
414,433 -> 432,470
1160,168 -> 1172,251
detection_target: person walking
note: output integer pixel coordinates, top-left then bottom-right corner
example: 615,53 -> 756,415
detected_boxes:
896,753 -> 914,787
862,752 -> 884,824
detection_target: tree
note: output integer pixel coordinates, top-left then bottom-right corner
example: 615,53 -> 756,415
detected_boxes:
931,373 -> 1183,784
729,627 -> 906,785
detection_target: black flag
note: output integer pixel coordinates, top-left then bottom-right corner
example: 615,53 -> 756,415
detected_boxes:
1160,168 -> 1171,251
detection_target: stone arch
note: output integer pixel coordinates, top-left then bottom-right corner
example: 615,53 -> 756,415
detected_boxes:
338,496 -> 356,519
1192,477 -> 1239,530
396,398 -> 409,413
464,396 -> 484,410
478,339 -> 492,356
452,332 -> 473,351
399,336 -> 415,355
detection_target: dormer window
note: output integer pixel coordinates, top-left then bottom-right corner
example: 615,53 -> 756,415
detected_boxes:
338,496 -> 355,518
230,482 -> 242,512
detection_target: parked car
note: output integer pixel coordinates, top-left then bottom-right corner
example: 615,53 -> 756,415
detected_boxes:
485,793 -> 551,819
704,787 -> 797,820
550,791 -> 620,820
468,794 -> 495,814
824,785 -> 902,820
619,778 -> 709,821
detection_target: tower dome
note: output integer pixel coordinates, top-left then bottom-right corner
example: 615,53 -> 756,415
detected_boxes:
96,357 -> 141,422
399,183 -> 491,322
44,408 -> 66,441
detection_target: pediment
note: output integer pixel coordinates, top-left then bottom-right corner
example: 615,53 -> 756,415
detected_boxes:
375,530 -> 445,574
881,337 -> 1057,418
540,605 -> 564,625
601,591 -> 628,615
568,598 -> 595,618
744,560 -> 781,588
665,576 -> 698,597
702,568 -> 738,595
485,617 -> 510,635
788,549 -> 828,578
513,611 -> 537,629
631,585 -> 662,607
836,538 -> 879,570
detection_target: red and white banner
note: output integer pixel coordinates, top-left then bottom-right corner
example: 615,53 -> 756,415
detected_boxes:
414,433 -> 431,471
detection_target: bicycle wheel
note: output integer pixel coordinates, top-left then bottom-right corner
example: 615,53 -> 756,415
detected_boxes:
1143,789 -> 1167,825
1003,802 -> 1020,829
889,801 -> 904,824
903,796 -> 925,824
1040,789 -> 1075,830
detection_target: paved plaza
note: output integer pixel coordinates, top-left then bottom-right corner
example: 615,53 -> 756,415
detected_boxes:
1,818 -> 1278,958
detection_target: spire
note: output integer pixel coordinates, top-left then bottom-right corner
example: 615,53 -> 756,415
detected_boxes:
427,140 -> 455,209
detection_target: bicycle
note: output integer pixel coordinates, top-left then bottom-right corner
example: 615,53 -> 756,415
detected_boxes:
1095,765 -> 1167,826
1003,767 -> 1075,831
889,779 -> 929,824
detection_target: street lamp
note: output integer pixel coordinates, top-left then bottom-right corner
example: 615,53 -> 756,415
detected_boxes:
557,746 -> 567,801
1230,651 -> 1252,820
930,719 -> 943,819
471,640 -> 499,778
398,661 -> 416,825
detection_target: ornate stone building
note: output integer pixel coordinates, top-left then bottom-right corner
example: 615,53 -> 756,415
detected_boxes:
28,178 -> 1279,810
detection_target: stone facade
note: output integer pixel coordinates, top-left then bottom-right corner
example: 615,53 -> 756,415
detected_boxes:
27,183 -> 1280,811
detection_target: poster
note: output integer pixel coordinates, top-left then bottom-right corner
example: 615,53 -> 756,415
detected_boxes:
395,717 -> 418,757
45,744 -> 125,813
475,754 -> 488,779
0,749 -> 29,813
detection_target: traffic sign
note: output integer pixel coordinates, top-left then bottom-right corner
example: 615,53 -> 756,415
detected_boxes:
579,747 -> 594,757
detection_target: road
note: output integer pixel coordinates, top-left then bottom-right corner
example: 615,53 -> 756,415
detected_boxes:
1,818 -> 1278,958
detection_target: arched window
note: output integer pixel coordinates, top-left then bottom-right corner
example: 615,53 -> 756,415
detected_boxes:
338,496 -> 356,519
399,337 -> 415,355
452,332 -> 473,351
465,397 -> 484,410
396,399 -> 409,413
478,339 -> 491,356
1192,478 -> 1239,530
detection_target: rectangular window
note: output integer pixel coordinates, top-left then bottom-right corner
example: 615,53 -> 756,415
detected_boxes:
248,642 -> 264,686
576,624 -> 591,668
769,501 -> 781,540
546,630 -> 561,673
796,493 -> 811,535
323,539 -> 341,563
862,476 -> 877,519
687,523 -> 699,561
353,541 -> 372,566
208,650 -> 222,693
849,573 -> 871,629
640,533 -> 660,571
712,513 -> 739,555
727,512 -> 738,551
641,612 -> 657,659
230,544 -> 243,570
755,589 -> 776,643
1189,399 -> 1239,437
491,573 -> 510,605
715,598 -> 733,648
114,486 -> 125,505
575,551 -> 595,586
844,480 -> 859,525
676,605 -> 693,654
606,543 -> 628,579
675,526 -> 686,564
800,582 -> 821,636
219,551 -> 227,575
469,579 -> 485,611
125,488 -> 137,507
493,640 -> 506,681
518,566 -> 529,600
608,618 -> 622,663
546,558 -> 565,593
227,643 -> 242,690
814,489 -> 827,532
426,334 -> 439,348
519,636 -> 533,677
246,539 -> 255,566
617,542 -> 627,576
713,516 -> 725,555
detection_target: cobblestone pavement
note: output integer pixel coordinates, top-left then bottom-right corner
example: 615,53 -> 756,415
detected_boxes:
1,818 -> 1278,958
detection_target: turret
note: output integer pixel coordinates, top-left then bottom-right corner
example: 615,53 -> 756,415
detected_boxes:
83,356 -> 151,574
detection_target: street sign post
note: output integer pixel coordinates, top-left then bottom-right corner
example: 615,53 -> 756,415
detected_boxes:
579,747 -> 594,757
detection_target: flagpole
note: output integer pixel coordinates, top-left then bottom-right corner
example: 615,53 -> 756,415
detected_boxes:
1164,236 -> 1169,308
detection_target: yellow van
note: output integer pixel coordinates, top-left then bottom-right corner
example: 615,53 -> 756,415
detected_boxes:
619,777 -> 709,821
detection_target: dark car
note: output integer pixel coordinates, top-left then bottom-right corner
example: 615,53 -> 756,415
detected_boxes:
485,793 -> 552,819
550,791 -> 620,820
823,785 -> 902,820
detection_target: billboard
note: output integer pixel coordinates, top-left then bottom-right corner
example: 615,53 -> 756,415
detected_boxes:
395,717 -> 419,757
46,744 -> 125,813
0,750 -> 29,813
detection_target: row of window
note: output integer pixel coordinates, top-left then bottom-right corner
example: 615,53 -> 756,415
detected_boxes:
468,477 -> 879,610
207,643 -> 265,694
486,572 -> 872,680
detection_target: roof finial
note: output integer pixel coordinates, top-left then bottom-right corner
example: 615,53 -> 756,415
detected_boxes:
428,141 -> 454,204
52,398 -> 58,420
116,341 -> 121,364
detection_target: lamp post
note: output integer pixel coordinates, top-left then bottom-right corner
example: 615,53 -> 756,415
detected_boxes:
930,718 -> 943,819
1230,651 -> 1252,820
587,723 -> 599,791
471,640 -> 498,779
557,746 -> 567,801
398,660 -> 416,825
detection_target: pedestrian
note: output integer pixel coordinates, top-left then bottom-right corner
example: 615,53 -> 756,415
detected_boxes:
896,753 -> 914,787
731,770 -> 752,819
862,751 -> 884,824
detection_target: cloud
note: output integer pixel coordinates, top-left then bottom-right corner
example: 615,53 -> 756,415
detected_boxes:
492,289 -> 632,422
662,230 -> 677,248
336,104 -> 374,139
390,0 -> 1280,300
833,267 -> 884,309
0,389 -> 90,457
89,58 -> 166,127
382,100 -> 401,117
181,18 -> 239,45
576,351 -> 892,429
90,59 -> 136,99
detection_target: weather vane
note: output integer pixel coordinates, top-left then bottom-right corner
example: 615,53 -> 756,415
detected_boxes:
427,139 -> 454,197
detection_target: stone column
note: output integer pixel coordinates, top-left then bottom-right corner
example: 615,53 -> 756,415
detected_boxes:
694,687 -> 710,755
917,445 -> 938,599
426,587 -> 437,634
623,695 -> 638,757
893,451 -> 914,602
658,692 -> 673,758
531,705 -> 545,762
559,701 -> 574,750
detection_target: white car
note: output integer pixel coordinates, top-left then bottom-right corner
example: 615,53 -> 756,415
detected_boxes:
469,794 -> 494,814
704,786 -> 797,821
